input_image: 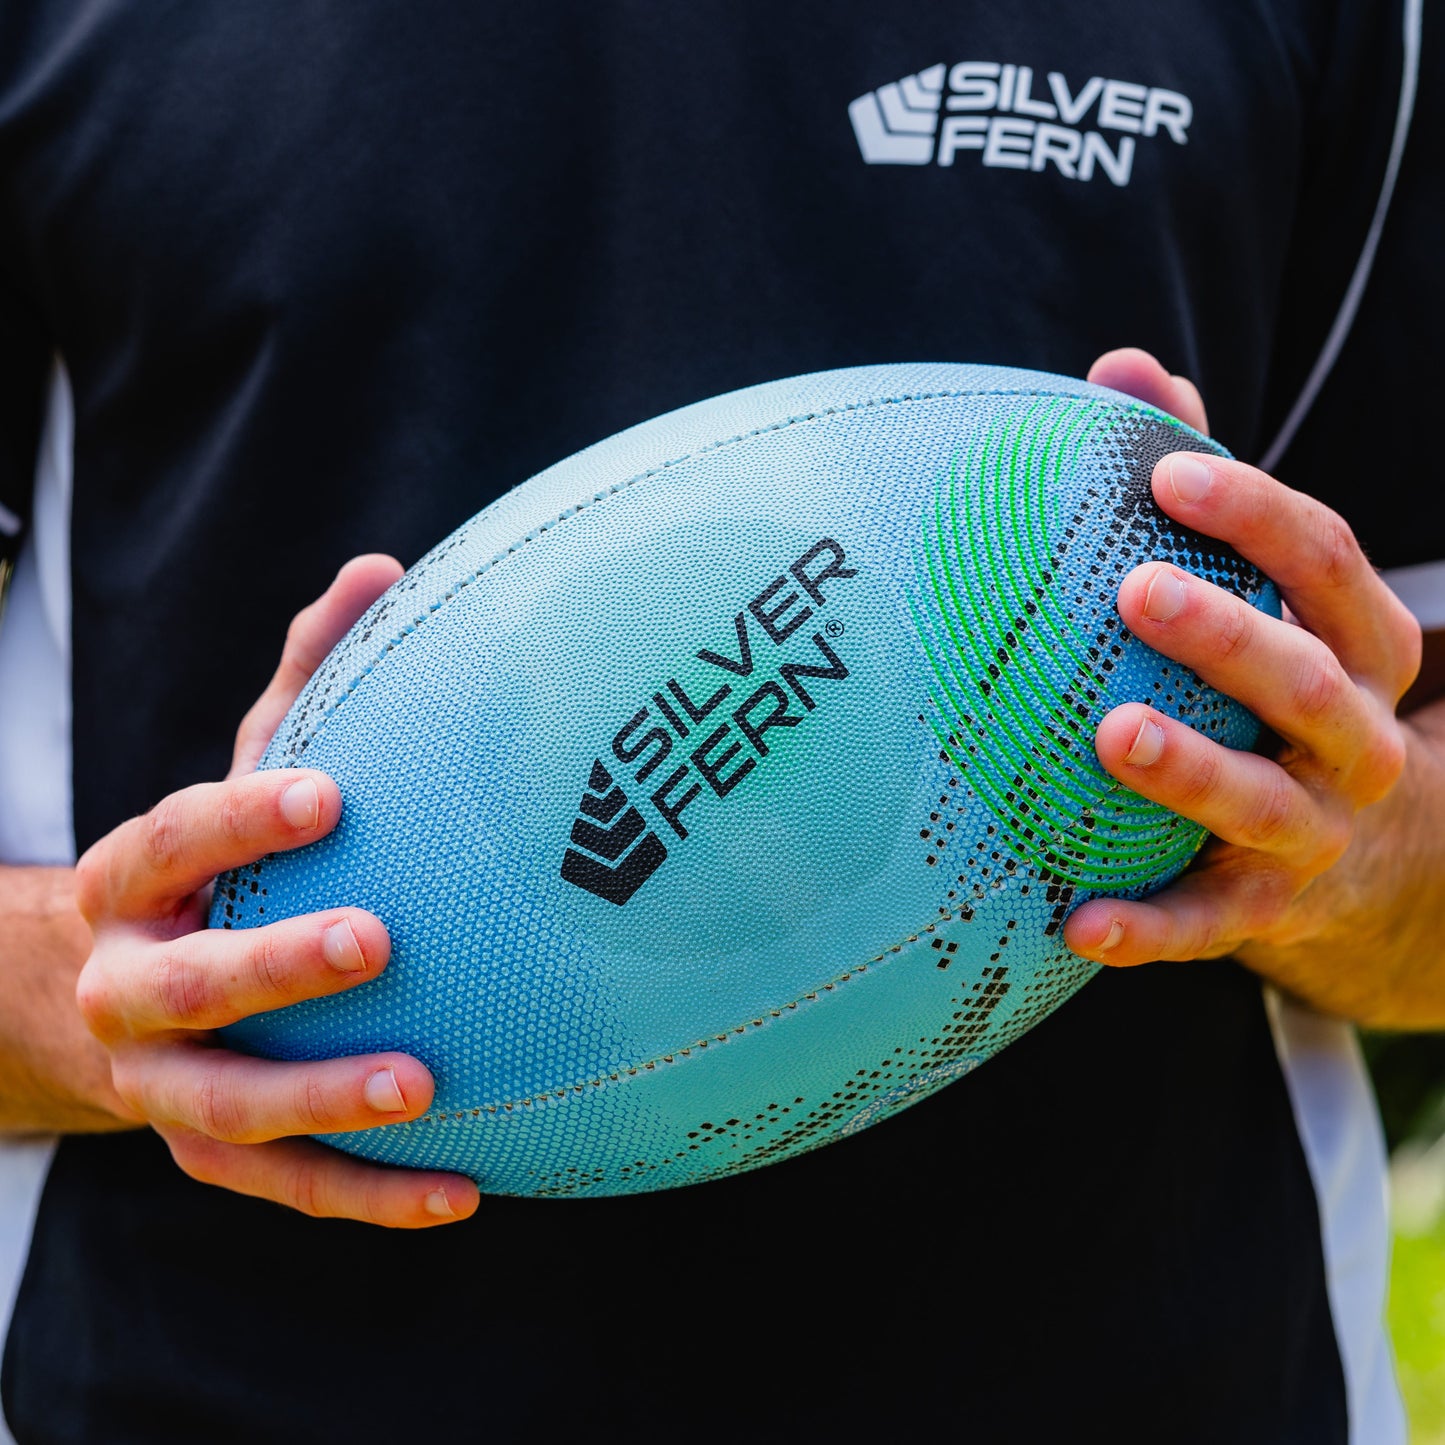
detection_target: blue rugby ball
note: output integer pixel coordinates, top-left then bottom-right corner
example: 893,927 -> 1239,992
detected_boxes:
212,363 -> 1279,1198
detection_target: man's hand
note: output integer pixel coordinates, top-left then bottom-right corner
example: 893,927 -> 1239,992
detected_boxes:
75,555 -> 481,1226
1065,348 -> 1438,1027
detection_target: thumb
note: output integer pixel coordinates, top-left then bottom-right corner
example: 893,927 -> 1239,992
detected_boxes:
229,554 -> 404,777
1087,347 -> 1210,437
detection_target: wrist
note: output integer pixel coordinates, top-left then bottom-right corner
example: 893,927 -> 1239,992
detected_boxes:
0,865 -> 141,1133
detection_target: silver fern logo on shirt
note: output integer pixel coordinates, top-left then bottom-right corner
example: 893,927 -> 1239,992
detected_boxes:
849,62 -> 1192,185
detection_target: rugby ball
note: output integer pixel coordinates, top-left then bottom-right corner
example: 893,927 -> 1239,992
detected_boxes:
212,363 -> 1278,1198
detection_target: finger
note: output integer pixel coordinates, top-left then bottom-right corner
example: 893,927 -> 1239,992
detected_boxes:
118,1042 -> 436,1144
1151,451 -> 1421,696
1063,863 -> 1289,967
1086,347 -> 1210,435
1094,703 -> 1346,870
1117,563 -> 1387,777
75,770 -> 340,925
232,554 -> 404,777
80,908 -> 390,1040
160,1129 -> 480,1228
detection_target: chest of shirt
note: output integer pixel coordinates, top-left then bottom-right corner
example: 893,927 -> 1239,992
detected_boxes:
0,2 -> 1330,460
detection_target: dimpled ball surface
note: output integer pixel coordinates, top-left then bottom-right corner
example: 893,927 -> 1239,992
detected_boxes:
212,363 -> 1278,1198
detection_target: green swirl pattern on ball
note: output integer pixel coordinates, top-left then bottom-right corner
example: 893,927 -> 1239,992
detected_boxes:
911,395 -> 1204,891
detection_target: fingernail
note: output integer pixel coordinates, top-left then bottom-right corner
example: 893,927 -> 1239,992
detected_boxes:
1100,919 -> 1125,953
1124,717 -> 1166,767
280,778 -> 320,830
323,919 -> 366,972
364,1067 -> 407,1114
425,1187 -> 457,1218
1143,569 -> 1186,621
1168,454 -> 1214,503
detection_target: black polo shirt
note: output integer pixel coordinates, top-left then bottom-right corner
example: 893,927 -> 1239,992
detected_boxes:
0,3 -> 1436,1440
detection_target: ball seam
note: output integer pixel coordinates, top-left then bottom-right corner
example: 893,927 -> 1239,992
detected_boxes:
277,388 -> 1210,766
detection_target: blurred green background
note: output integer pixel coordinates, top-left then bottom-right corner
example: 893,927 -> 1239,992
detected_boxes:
1363,1030 -> 1445,1441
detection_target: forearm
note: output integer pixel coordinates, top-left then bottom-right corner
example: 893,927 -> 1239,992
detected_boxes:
1238,694 -> 1445,1030
0,865 -> 138,1132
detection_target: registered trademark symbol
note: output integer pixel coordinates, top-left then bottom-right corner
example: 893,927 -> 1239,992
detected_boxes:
824,619 -> 845,640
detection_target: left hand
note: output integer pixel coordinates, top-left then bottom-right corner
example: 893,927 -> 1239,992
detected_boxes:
75,556 -> 482,1227
1063,348 -> 1423,1002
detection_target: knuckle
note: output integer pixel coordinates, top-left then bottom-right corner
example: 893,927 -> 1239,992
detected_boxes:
1241,471 -> 1281,539
1392,608 -> 1424,694
282,1159 -> 333,1220
1176,748 -> 1225,811
164,1129 -> 224,1185
192,1065 -> 250,1144
1355,724 -> 1409,803
72,845 -> 110,922
1214,601 -> 1257,663
1310,814 -> 1354,873
1242,775 -> 1297,850
297,1074 -> 332,1134
153,947 -> 212,1027
212,787 -> 253,851
108,1055 -> 148,1118
1290,653 -> 1348,730
1377,726 -> 1409,790
1181,921 -> 1222,961
74,960 -> 122,1039
1247,870 -> 1296,932
1155,905 -> 1214,962
142,794 -> 191,876
1315,510 -> 1361,590
358,1176 -> 397,1227
249,930 -> 292,1003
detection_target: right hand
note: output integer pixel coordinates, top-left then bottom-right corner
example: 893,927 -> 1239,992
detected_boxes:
75,556 -> 481,1227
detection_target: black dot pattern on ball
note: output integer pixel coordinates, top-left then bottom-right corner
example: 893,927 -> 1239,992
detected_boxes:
911,398 -> 1268,894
